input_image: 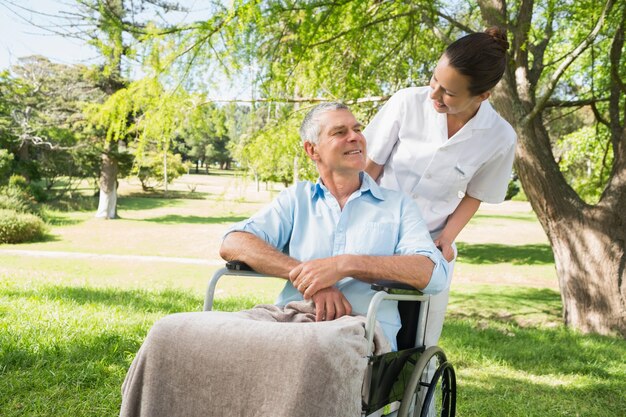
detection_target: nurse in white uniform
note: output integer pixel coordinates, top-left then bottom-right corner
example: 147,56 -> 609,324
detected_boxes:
364,27 -> 517,347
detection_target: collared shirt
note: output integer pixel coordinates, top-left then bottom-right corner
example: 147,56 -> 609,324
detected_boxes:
226,172 -> 448,350
365,86 -> 517,236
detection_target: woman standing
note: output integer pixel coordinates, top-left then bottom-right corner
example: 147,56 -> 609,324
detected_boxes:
364,27 -> 517,347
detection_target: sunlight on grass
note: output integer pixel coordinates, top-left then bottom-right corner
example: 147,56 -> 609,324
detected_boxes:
0,278 -> 274,417
1,174 -> 624,417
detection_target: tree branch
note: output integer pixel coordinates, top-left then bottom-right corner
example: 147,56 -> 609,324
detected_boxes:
545,97 -> 610,108
608,2 -> 626,160
528,3 -> 555,87
197,95 -> 391,106
523,0 -> 615,126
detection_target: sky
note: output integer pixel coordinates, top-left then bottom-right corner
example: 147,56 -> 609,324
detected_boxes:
0,0 -> 253,98
0,0 -> 101,70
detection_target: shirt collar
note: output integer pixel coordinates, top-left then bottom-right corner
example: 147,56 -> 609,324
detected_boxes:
313,172 -> 385,201
466,99 -> 496,130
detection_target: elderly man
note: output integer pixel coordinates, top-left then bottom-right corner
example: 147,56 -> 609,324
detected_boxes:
220,102 -> 448,347
119,103 -> 447,417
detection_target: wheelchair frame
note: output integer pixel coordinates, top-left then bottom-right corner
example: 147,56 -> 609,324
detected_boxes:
204,262 -> 456,417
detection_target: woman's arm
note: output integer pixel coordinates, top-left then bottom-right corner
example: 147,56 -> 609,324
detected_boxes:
435,195 -> 481,262
365,158 -> 385,181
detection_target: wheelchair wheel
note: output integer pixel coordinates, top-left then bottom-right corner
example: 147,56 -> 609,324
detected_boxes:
397,346 -> 456,417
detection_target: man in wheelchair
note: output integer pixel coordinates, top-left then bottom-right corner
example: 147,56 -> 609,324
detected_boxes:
119,103 -> 449,417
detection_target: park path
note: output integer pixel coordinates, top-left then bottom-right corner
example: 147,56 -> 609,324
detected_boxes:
0,248 -> 224,266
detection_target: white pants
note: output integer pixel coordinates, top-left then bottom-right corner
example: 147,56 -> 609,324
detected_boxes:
424,254 -> 455,347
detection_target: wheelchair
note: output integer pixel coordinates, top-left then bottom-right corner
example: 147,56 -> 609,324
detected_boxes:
204,261 -> 456,417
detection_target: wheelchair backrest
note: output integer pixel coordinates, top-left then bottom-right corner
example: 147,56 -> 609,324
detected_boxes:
396,300 -> 422,350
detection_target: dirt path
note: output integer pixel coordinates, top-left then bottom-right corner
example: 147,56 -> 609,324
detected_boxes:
0,248 -> 224,265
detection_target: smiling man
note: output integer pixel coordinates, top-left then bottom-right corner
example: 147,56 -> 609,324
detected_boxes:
220,102 -> 448,348
119,103 -> 448,417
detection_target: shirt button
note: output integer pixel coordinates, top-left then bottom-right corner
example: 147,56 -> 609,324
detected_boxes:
458,190 -> 465,199
425,173 -> 432,179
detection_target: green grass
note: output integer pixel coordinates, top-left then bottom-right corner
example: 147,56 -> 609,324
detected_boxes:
444,286 -> 626,416
1,277 -> 624,417
0,277 -> 263,417
1,174 -> 624,416
457,243 -> 555,265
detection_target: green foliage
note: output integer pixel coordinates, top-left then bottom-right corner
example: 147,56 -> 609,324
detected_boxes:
505,176 -> 520,200
0,180 -> 41,214
0,209 -> 47,244
227,1 -> 444,100
0,56 -> 112,199
136,151 -> 189,191
87,76 -> 190,159
0,149 -> 13,185
177,102 -> 238,170
556,126 -> 613,204
233,110 -> 317,185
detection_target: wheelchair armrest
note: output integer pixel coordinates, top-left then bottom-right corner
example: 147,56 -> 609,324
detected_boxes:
371,280 -> 423,295
226,261 -> 255,272
204,261 -> 270,311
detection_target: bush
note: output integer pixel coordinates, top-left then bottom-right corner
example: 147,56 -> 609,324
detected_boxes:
0,185 -> 39,214
136,151 -> 190,191
0,209 -> 48,244
0,149 -> 13,186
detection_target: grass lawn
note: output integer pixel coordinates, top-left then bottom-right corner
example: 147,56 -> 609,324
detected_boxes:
1,173 -> 625,416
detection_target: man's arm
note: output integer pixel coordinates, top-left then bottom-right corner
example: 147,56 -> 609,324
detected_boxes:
220,231 -> 298,279
290,253 -> 441,299
220,231 -> 352,320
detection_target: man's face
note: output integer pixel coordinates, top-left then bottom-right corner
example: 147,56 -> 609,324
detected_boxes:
309,109 -> 367,174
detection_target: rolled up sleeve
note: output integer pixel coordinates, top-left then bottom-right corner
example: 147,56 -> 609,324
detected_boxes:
395,195 -> 449,295
222,188 -> 295,250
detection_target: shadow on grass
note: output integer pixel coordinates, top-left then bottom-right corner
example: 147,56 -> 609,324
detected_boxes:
456,243 -> 554,265
117,196 -> 184,211
142,214 -> 248,225
2,285 -> 260,316
455,372 -> 625,416
472,212 -> 538,222
44,214 -> 84,226
444,287 -> 626,380
3,285 -> 202,314
124,190 -> 210,200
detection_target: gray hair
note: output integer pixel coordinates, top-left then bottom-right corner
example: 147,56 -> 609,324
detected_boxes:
299,102 -> 350,144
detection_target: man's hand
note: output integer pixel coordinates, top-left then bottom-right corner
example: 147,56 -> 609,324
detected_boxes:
311,287 -> 352,321
433,238 -> 455,262
289,257 -> 344,299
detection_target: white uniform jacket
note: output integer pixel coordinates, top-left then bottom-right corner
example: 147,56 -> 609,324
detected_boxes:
364,86 -> 517,236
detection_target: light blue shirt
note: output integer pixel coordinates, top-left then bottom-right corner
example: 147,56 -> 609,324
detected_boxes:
226,172 -> 448,350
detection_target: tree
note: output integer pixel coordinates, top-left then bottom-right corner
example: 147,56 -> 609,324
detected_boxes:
166,0 -> 626,336
476,0 -> 625,336
7,0 -> 625,335
0,57 -> 109,196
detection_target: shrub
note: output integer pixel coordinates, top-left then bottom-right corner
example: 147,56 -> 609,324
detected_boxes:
0,185 -> 38,214
0,149 -> 13,185
135,151 -> 190,191
0,209 -> 48,244
8,174 -> 28,189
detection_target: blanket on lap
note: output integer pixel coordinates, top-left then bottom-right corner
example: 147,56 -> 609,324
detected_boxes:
120,300 -> 391,417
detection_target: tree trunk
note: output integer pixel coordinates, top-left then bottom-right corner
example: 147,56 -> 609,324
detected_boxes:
477,0 -> 626,337
497,95 -> 626,337
549,208 -> 626,335
95,144 -> 119,219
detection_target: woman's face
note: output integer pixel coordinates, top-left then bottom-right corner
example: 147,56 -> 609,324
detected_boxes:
429,55 -> 487,119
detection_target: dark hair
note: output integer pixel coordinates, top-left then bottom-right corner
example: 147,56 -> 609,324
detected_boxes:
444,26 -> 510,95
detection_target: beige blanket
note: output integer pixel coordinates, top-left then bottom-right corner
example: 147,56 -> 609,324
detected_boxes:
120,300 -> 391,417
